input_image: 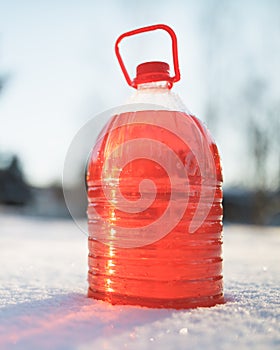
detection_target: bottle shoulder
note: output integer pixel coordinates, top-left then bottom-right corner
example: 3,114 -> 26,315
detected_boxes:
125,89 -> 190,113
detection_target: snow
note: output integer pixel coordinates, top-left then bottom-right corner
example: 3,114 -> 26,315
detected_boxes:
0,213 -> 279,350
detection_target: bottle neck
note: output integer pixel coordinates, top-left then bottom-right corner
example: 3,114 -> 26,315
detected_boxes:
124,80 -> 188,113
137,81 -> 170,91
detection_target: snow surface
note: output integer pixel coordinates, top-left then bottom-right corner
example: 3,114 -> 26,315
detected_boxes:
0,213 -> 279,350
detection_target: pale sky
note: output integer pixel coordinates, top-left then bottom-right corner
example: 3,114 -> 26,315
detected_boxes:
0,0 -> 279,187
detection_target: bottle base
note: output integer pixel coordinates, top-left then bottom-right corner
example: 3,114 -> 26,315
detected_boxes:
88,287 -> 225,309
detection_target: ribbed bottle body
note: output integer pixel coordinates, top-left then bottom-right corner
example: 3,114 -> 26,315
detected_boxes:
87,109 -> 223,308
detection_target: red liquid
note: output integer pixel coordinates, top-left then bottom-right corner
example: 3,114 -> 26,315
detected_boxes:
87,110 -> 223,309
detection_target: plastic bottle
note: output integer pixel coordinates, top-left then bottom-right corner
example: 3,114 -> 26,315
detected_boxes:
87,24 -> 224,309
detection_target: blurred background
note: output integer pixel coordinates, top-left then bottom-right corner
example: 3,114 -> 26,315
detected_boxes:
0,0 -> 279,225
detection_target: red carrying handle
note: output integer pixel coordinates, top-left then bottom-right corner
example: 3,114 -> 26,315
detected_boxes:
115,24 -> 180,88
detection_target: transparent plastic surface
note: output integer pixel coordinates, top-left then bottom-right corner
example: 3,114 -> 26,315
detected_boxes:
87,84 -> 223,309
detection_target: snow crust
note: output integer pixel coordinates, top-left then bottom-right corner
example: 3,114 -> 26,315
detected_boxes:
0,214 -> 279,349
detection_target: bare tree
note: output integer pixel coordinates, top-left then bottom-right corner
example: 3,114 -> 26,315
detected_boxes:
271,104 -> 280,190
250,120 -> 269,190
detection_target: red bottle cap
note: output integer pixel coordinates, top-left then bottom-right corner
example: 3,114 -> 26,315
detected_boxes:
133,61 -> 172,86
